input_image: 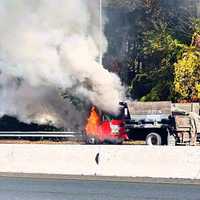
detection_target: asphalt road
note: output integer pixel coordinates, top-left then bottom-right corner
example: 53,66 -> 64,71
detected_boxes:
0,176 -> 200,200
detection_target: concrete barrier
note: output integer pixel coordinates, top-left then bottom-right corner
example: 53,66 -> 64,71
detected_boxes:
0,144 -> 200,179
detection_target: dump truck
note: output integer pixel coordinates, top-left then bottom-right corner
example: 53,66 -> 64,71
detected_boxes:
85,102 -> 200,145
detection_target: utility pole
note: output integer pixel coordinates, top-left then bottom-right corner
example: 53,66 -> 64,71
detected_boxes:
99,0 -> 103,66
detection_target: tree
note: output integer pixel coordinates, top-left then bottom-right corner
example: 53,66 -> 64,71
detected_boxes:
174,20 -> 200,101
104,0 -> 200,101
127,1 -> 200,101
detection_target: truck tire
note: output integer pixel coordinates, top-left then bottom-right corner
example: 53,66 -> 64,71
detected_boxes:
146,132 -> 162,145
86,137 -> 100,144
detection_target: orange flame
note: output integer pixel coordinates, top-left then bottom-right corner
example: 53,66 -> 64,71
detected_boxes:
85,106 -> 101,136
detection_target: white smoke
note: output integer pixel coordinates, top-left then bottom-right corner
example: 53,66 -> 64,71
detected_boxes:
0,0 -> 124,128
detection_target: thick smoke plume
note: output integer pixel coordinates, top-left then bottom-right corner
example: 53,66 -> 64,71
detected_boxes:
0,0 -> 124,129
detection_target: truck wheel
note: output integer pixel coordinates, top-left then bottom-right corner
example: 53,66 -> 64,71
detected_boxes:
146,133 -> 162,145
86,137 -> 100,144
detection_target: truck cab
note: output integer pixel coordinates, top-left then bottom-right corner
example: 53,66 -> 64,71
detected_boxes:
85,106 -> 128,144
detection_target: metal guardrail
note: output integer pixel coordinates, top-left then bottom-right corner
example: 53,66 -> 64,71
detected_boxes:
0,132 -> 83,139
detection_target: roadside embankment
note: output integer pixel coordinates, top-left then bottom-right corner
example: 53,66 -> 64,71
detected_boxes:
0,144 -> 200,180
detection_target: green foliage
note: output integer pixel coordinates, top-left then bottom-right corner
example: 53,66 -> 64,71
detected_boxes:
143,23 -> 182,55
128,21 -> 178,101
105,0 -> 200,102
126,1 -> 200,102
174,33 -> 200,100
193,18 -> 200,34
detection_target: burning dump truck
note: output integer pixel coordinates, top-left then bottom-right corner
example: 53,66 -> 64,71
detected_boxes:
84,101 -> 200,145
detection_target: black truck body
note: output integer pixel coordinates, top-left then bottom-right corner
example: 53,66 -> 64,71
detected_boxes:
120,102 -> 200,145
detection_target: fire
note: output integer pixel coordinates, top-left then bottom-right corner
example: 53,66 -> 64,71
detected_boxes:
85,106 -> 101,136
